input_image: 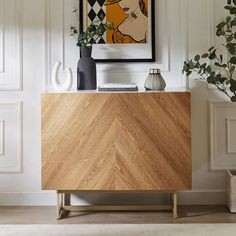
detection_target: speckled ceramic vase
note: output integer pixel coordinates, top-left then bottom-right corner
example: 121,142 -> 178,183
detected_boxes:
77,47 -> 97,90
144,69 -> 166,91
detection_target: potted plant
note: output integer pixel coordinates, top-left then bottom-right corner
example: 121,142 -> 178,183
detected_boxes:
70,8 -> 113,90
182,0 -> 236,102
227,170 -> 236,213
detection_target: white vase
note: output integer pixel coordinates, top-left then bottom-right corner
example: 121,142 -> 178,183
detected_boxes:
52,61 -> 73,91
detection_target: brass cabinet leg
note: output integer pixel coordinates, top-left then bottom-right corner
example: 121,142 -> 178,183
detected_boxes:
56,191 -> 60,220
56,191 -> 178,219
62,193 -> 65,207
172,192 -> 178,219
57,191 -> 65,220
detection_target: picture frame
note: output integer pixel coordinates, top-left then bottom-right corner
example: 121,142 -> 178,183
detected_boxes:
79,0 -> 156,63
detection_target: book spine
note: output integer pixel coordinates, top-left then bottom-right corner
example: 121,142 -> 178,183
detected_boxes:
98,88 -> 138,91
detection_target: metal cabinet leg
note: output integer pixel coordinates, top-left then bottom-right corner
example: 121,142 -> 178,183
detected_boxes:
172,192 -> 178,219
56,190 -> 178,219
57,191 -> 65,220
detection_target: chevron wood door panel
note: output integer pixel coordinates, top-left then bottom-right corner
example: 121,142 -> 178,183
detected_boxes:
42,93 -> 116,190
115,93 -> 191,191
41,92 -> 191,191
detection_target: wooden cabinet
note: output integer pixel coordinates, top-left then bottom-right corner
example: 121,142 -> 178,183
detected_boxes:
41,92 -> 191,191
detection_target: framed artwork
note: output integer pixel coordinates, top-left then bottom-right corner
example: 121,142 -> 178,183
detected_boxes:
79,0 -> 156,63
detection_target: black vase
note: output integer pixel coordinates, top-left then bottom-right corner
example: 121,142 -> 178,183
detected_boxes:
77,47 -> 97,90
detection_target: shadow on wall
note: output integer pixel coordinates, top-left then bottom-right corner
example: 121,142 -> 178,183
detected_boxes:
71,192 -> 170,206
97,63 -> 134,85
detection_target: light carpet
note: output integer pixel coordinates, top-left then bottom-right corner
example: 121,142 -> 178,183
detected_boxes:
0,224 -> 236,236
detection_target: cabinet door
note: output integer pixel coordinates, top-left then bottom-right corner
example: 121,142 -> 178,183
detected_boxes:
42,93 -> 116,190
115,93 -> 191,190
42,92 -> 191,191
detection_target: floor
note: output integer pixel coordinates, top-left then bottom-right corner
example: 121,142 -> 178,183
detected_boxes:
0,206 -> 236,224
1,224 -> 236,236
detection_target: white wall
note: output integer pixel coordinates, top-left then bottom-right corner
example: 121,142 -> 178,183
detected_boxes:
0,0 -> 231,205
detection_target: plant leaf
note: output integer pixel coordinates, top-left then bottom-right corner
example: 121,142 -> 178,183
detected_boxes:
194,55 -> 200,61
230,56 -> 236,64
231,96 -> 236,102
202,53 -> 209,58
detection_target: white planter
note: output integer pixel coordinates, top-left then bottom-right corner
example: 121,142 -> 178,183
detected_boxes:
226,170 -> 236,213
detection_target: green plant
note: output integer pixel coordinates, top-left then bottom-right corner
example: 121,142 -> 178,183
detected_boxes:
70,8 -> 113,48
182,0 -> 236,102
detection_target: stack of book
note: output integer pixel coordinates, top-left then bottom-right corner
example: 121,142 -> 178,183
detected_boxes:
98,83 -> 138,91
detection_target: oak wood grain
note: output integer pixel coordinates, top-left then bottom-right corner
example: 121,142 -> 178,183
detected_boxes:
41,92 -> 191,191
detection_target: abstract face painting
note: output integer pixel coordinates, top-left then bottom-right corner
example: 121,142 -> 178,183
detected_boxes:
86,0 -> 149,44
82,0 -> 155,62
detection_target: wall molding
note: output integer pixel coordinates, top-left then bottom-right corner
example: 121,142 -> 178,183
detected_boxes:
186,0 -> 224,91
208,0 -> 216,50
226,118 -> 236,154
179,0 -> 188,88
180,0 -> 216,89
209,101 -> 236,170
207,0 -> 216,90
207,0 -> 228,90
0,0 -> 23,90
15,0 -> 23,91
0,101 -> 23,174
0,0 -> 5,73
0,120 -> 5,156
45,0 -> 66,89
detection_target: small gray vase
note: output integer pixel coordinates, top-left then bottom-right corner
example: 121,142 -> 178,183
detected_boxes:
77,47 -> 97,90
144,69 -> 166,91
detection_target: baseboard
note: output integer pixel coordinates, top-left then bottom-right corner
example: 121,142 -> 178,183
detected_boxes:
0,190 -> 226,206
0,191 -> 56,206
178,190 -> 226,205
